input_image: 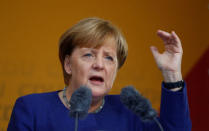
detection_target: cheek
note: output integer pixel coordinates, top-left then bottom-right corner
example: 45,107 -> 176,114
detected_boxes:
75,65 -> 89,78
112,70 -> 117,83
71,63 -> 89,81
107,67 -> 118,84
72,59 -> 89,73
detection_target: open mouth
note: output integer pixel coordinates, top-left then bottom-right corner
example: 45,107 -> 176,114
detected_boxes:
89,76 -> 104,85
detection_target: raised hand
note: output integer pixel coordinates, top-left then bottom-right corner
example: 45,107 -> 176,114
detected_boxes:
150,30 -> 183,83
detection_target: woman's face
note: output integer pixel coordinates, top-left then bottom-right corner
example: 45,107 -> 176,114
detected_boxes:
65,37 -> 118,99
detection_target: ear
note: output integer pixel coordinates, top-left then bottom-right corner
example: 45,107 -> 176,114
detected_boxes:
64,55 -> 72,75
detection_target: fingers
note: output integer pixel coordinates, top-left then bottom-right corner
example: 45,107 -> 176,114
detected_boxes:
157,30 -> 171,41
150,46 -> 160,60
171,31 -> 181,46
157,30 -> 182,46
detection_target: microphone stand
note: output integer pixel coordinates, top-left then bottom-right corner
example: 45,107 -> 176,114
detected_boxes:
75,112 -> 78,131
68,86 -> 92,131
154,117 -> 164,131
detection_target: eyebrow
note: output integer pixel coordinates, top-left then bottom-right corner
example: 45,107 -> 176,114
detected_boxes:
81,47 -> 116,56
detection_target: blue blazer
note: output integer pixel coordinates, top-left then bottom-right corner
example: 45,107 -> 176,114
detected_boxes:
8,84 -> 191,131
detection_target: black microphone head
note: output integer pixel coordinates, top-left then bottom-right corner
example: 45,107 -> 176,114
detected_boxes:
120,86 -> 157,121
69,86 -> 92,119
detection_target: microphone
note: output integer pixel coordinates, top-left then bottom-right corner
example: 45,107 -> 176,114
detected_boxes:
120,86 -> 164,131
69,86 -> 92,131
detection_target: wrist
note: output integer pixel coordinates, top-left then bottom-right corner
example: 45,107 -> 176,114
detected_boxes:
163,80 -> 184,92
162,71 -> 182,82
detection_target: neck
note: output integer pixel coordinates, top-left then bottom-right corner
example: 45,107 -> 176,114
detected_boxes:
88,98 -> 104,113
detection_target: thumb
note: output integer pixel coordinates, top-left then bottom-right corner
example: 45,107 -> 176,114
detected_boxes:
150,46 -> 160,60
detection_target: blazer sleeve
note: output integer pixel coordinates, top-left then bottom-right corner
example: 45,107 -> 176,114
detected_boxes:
7,97 -> 34,131
159,83 -> 192,131
141,83 -> 192,131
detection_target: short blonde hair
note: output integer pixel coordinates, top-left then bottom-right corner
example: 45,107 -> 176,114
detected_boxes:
59,17 -> 128,85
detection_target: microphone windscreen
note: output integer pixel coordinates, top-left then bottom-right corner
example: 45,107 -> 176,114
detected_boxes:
69,86 -> 92,119
120,86 -> 157,121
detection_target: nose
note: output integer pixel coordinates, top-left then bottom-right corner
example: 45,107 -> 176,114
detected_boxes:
92,56 -> 104,71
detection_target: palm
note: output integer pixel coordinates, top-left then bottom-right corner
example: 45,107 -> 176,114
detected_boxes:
150,30 -> 183,73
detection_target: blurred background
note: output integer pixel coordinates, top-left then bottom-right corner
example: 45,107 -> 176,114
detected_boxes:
0,0 -> 208,130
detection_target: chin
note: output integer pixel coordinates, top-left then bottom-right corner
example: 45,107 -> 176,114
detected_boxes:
91,88 -> 108,99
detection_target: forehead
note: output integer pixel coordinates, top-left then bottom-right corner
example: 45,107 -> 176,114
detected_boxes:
76,38 -> 116,55
82,38 -> 117,53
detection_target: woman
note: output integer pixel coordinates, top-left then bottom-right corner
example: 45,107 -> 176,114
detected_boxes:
8,18 -> 191,131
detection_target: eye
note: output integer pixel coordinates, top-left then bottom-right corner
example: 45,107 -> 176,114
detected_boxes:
105,56 -> 114,61
83,53 -> 93,57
